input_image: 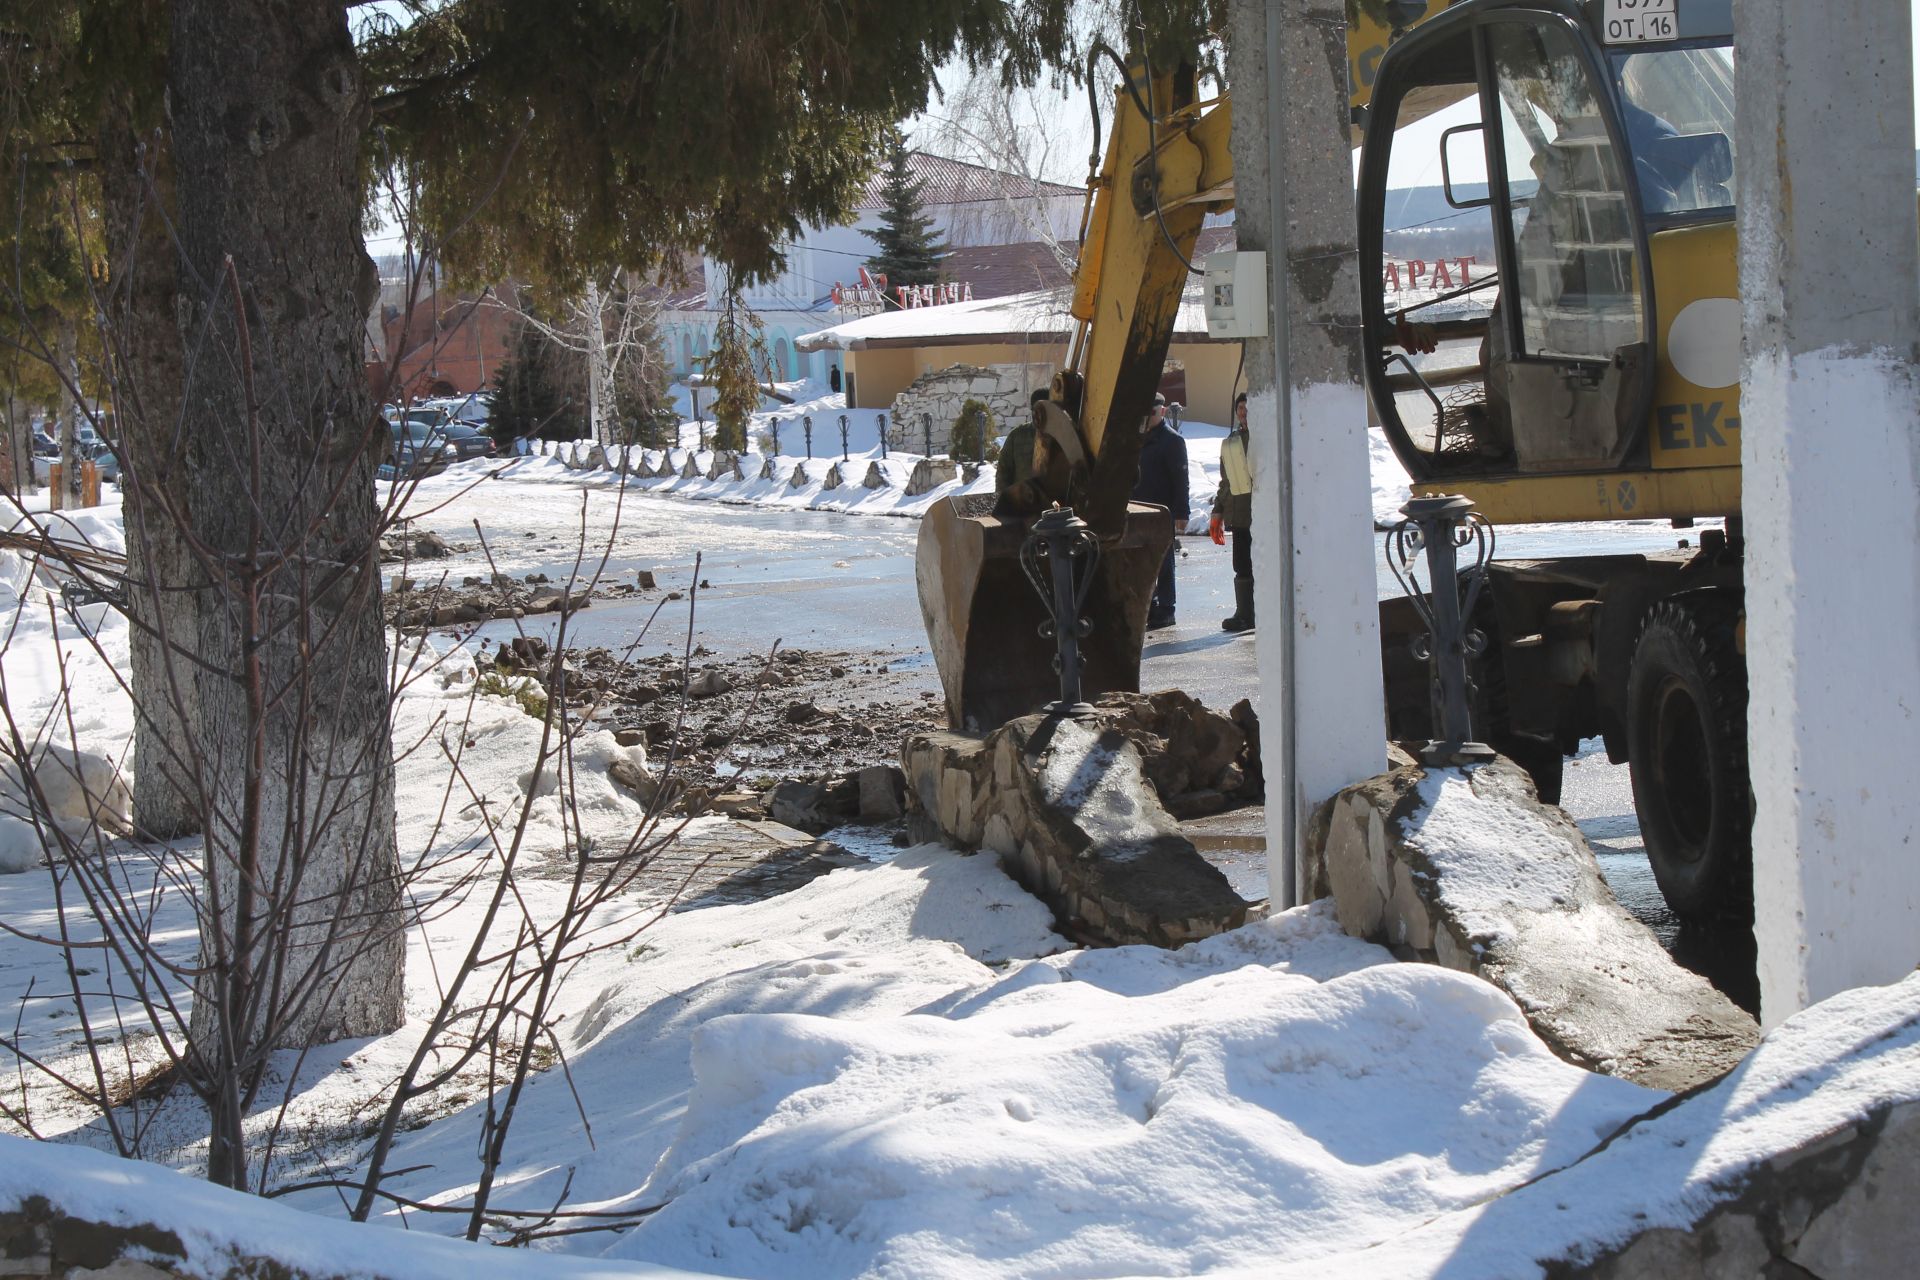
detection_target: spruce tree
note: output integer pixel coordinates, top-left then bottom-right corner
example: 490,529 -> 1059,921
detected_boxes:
607,286 -> 679,448
866,134 -> 945,291
488,317 -> 583,442
703,288 -> 771,454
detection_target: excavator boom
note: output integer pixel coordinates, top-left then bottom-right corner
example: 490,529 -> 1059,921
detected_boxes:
915,4 -> 1449,733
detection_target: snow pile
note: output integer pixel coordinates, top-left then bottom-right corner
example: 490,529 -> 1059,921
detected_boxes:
332,844 -> 1070,1232
11,964 -> 1920,1279
0,497 -> 136,874
1251,971 -> 1920,1278
612,903 -> 1653,1278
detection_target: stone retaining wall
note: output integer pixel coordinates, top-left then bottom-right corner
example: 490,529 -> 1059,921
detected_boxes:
1306,756 -> 1758,1091
902,711 -> 1252,948
887,364 -> 1036,450
1564,1098 -> 1920,1277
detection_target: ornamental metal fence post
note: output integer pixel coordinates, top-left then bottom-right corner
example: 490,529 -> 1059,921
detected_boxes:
1019,506 -> 1102,719
1384,494 -> 1497,766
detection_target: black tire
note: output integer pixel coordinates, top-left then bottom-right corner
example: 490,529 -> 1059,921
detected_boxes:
1626,598 -> 1751,920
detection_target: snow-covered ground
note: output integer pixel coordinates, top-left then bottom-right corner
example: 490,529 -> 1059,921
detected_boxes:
3,469 -> 1909,1279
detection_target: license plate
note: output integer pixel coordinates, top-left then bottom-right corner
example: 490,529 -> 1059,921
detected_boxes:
1603,0 -> 1678,44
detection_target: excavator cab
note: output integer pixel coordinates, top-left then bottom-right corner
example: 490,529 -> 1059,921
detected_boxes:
1359,0 -> 1740,512
1359,2 -> 1661,481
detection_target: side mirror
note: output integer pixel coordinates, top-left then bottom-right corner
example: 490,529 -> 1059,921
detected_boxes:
1440,123 -> 1491,210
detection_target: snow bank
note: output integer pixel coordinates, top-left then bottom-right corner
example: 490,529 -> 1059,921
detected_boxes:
333,845 -> 1070,1232
612,902 -> 1654,1278
1250,971 -> 1920,1278
0,1134 -> 701,1280
413,386 -> 1418,534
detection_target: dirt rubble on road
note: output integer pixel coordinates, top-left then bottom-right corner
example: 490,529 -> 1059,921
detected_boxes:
475,632 -> 946,829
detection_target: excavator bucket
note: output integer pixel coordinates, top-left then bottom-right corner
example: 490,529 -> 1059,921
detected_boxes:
916,494 -> 1175,733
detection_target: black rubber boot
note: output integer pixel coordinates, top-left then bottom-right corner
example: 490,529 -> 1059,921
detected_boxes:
1222,575 -> 1255,633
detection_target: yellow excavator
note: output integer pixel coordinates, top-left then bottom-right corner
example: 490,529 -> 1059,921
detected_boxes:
916,0 -> 1751,920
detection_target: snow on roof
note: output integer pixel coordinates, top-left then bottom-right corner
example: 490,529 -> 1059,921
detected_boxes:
796,284 -> 1222,352
858,151 -> 1083,211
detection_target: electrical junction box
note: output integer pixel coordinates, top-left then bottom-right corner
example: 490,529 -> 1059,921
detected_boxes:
1204,251 -> 1268,339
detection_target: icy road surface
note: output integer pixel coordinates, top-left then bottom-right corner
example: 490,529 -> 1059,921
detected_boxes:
394,468 -> 1701,728
393,470 -> 1725,970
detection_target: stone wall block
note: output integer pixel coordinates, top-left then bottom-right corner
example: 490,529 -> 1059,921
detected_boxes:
906,458 -> 961,496
1324,800 -> 1386,940
1366,806 -> 1391,899
1387,862 -> 1433,952
1569,1100 -> 1920,1277
1309,757 -> 1758,1091
903,714 -> 1252,948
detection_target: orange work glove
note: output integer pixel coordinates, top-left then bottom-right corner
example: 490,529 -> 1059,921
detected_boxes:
1208,515 -> 1225,546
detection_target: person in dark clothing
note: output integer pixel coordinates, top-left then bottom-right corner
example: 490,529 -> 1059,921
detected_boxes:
1131,393 -> 1188,630
829,364 -> 842,393
995,387 -> 1046,500
1210,391 -> 1253,632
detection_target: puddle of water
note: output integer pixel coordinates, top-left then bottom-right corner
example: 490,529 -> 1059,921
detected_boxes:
819,820 -> 911,863
1183,820 -> 1269,905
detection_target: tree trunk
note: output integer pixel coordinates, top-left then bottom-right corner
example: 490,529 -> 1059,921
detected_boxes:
98,108 -> 203,839
1,389 -> 21,494
168,0 -> 404,1183
55,318 -> 80,509
584,278 -> 610,442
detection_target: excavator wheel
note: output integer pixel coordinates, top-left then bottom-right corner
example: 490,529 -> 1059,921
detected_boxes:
1625,597 -> 1752,920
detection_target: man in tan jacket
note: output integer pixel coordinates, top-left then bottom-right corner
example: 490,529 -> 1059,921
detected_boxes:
1208,391 -> 1253,632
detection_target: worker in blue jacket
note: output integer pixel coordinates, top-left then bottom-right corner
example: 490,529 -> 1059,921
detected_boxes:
1131,392 -> 1189,631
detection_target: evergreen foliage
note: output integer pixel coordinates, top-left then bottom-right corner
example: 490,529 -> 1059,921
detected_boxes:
866,134 -> 945,290
488,317 -> 583,441
356,1 -> 1227,292
702,290 -> 770,453
951,398 -> 994,460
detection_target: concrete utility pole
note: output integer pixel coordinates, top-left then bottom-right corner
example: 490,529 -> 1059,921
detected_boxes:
1736,3 -> 1920,1027
1228,0 -> 1386,908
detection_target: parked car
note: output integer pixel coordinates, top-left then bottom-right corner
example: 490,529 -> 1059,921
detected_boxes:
31,429 -> 57,457
31,439 -> 120,486
420,394 -> 490,429
435,420 -> 496,460
379,420 -> 451,480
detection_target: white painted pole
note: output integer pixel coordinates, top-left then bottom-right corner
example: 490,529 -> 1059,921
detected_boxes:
1231,0 -> 1387,909
1737,2 -> 1920,1026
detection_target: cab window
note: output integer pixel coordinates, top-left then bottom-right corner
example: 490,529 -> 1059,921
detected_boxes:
1612,45 -> 1737,216
1489,19 -> 1643,363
